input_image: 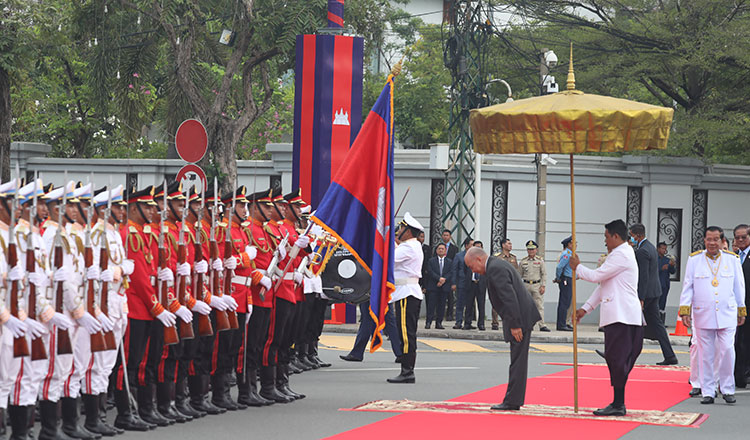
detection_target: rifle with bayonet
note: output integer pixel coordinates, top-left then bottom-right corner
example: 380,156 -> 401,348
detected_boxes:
177,186 -> 194,340
159,180 -> 179,345
193,184 -> 213,337
9,174 -> 29,358
257,230 -> 288,302
27,176 -> 48,360
222,179 -> 239,329
98,180 -> 117,350
54,177 -> 73,355
85,177 -> 108,353
209,178 -> 231,332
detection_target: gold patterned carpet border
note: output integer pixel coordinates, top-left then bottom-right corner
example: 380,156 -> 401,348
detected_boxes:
347,399 -> 707,428
542,362 -> 691,372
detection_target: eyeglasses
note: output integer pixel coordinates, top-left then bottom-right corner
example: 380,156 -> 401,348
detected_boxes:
735,235 -> 750,240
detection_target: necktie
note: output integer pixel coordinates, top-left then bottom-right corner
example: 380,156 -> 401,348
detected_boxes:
742,249 -> 747,264
439,258 -> 443,276
472,272 -> 478,282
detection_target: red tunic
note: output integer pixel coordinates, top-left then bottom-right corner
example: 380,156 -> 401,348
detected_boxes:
120,220 -> 162,320
228,220 -> 254,313
246,218 -> 276,308
280,219 -> 307,303
268,220 -> 295,304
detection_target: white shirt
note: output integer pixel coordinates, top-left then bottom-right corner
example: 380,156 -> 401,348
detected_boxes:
679,250 -> 745,329
390,238 -> 423,303
578,242 -> 643,327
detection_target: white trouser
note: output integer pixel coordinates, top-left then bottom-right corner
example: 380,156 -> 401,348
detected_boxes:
689,326 -> 719,389
62,323 -> 86,398
8,332 -> 49,406
697,326 -> 736,397
0,329 -> 13,409
35,323 -> 73,402
92,294 -> 127,394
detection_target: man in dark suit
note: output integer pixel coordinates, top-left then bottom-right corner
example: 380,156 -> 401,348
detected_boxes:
464,241 -> 487,330
452,237 -> 474,329
418,231 -> 431,292
464,247 -> 541,410
733,224 -> 750,387
435,229 -> 458,320
629,223 -> 677,365
425,243 -> 453,329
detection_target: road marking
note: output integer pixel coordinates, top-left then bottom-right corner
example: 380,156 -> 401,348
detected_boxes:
322,366 -> 481,372
531,344 -> 593,353
419,339 -> 493,352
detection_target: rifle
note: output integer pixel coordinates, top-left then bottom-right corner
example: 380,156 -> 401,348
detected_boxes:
9,174 -> 29,358
85,177 -> 107,353
210,178 -> 231,332
193,184 -> 213,337
98,179 -> 117,350
27,176 -> 48,360
222,179 -> 239,329
272,222 -> 314,291
257,231 -> 288,302
159,180 -> 179,345
54,176 -> 73,355
177,186 -> 194,340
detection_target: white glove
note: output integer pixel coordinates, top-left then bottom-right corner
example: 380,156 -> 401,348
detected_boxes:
121,259 -> 135,276
77,312 -> 103,335
245,309 -> 252,325
244,245 -> 257,261
259,275 -> 272,290
293,271 -> 303,285
9,265 -> 24,281
28,271 -> 50,289
191,300 -> 211,316
223,257 -> 237,270
176,262 -> 191,277
49,312 -> 74,331
222,295 -> 238,311
155,310 -> 176,327
211,259 -> 223,272
54,267 -> 71,283
294,235 -> 310,249
175,305 -> 193,323
157,268 -> 174,285
278,244 -> 287,260
208,294 -> 228,311
86,266 -> 101,281
99,269 -> 114,283
97,313 -> 115,333
26,318 -> 48,338
194,260 -> 208,274
4,315 -> 27,338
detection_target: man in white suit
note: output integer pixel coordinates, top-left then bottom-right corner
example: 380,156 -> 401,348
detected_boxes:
679,226 -> 746,404
571,219 -> 643,417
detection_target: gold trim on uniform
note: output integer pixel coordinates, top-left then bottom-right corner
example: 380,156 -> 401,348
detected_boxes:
739,307 -> 747,318
678,305 -> 691,316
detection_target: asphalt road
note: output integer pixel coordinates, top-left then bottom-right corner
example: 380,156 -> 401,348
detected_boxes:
102,333 -> 746,440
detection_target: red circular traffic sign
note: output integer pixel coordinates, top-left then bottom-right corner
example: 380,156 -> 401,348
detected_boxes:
176,164 -> 207,192
175,119 -> 208,163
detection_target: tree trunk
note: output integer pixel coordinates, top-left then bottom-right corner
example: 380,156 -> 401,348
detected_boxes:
209,122 -> 243,194
0,65 -> 11,182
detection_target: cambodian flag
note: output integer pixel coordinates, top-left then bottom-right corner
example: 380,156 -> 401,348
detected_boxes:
311,75 -> 396,352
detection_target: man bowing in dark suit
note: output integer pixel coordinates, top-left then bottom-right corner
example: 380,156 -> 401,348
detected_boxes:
465,247 -> 541,410
628,224 -> 677,365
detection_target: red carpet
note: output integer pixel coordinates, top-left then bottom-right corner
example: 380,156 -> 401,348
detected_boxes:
327,365 -> 696,440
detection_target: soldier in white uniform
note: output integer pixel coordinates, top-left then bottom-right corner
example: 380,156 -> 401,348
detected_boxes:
679,225 -> 746,404
387,212 -> 424,384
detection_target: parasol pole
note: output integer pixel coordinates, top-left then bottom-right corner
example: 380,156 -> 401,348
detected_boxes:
566,42 -> 579,414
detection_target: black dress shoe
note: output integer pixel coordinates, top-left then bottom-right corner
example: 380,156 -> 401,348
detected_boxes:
463,324 -> 476,330
490,403 -> 520,411
689,387 -> 701,397
593,404 -> 626,416
557,326 -> 573,332
424,322 -> 431,329
656,357 -> 678,366
723,394 -> 736,404
595,349 -> 606,359
478,326 -> 486,331
491,324 -> 499,330
339,354 -> 363,362
453,324 -> 462,329
701,396 -> 714,404
539,326 -> 551,332
435,323 -> 445,329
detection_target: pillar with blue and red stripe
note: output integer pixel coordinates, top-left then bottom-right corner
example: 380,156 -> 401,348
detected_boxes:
328,0 -> 345,28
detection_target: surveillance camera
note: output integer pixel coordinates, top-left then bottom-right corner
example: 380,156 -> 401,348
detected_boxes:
543,50 -> 558,68
540,154 -> 558,166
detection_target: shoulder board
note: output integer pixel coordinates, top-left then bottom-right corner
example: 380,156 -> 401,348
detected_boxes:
143,225 -> 152,234
722,249 -> 739,258
241,221 -> 250,228
690,250 -> 704,257
129,225 -> 138,233
74,235 -> 84,255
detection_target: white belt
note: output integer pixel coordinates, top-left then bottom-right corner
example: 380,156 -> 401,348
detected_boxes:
395,277 -> 419,286
283,272 -> 294,280
232,275 -> 252,287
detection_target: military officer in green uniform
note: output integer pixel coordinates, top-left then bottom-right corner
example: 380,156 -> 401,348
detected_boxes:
519,240 -> 550,332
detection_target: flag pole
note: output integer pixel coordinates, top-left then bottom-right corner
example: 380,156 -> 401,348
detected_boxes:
570,153 -> 579,413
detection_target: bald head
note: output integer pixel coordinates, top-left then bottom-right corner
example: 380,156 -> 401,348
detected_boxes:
464,247 -> 488,274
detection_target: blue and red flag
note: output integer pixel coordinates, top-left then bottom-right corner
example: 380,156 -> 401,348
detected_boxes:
292,34 -> 364,208
311,74 -> 397,352
327,0 -> 345,28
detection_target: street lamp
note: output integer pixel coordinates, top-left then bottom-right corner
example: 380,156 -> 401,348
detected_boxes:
535,48 -> 558,258
484,78 -> 514,104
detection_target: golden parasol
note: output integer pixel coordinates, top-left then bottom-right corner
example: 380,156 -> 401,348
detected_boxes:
469,45 -> 674,412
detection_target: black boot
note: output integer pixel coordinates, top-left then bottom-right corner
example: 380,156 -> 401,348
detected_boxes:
81,395 -> 116,437
61,398 -> 100,440
187,376 -> 224,415
387,353 -> 416,383
297,345 -> 318,370
136,386 -> 171,427
37,400 -> 71,440
276,364 -> 305,400
175,379 -> 204,419
113,389 -> 152,432
1,408 -> 6,438
156,383 -> 190,424
309,343 -> 331,368
237,369 -> 272,407
9,406 -> 29,440
224,373 -> 246,410
96,394 -> 121,435
210,374 -> 238,411
259,366 -> 293,404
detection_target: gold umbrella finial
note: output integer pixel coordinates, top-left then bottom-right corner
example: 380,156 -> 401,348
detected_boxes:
566,42 -> 575,91
391,58 -> 403,77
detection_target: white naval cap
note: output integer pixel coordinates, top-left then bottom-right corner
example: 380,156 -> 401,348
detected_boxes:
72,182 -> 93,201
93,184 -> 126,207
45,181 -> 79,204
18,178 -> 45,204
401,212 -> 424,232
0,179 -> 20,197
